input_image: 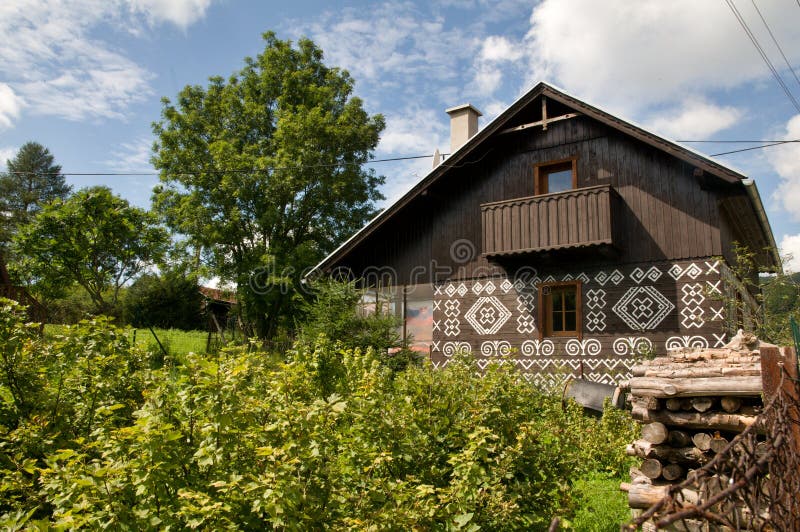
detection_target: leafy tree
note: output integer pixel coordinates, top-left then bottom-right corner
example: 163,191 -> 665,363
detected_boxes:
0,142 -> 71,246
11,186 -> 168,314
151,32 -> 385,339
124,270 -> 204,330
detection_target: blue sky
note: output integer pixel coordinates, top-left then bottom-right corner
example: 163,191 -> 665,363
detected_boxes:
2,0 -> 800,269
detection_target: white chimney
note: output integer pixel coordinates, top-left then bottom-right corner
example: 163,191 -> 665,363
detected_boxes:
446,104 -> 482,154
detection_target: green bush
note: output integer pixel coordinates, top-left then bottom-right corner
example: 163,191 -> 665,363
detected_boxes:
0,298 -> 638,529
297,280 -> 420,371
124,270 -> 204,330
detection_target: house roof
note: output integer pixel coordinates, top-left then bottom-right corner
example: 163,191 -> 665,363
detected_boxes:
307,82 -> 779,277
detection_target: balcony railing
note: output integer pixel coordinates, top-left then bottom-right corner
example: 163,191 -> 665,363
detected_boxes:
480,184 -> 619,257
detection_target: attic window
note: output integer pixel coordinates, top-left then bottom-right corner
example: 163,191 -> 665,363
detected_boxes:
534,158 -> 577,195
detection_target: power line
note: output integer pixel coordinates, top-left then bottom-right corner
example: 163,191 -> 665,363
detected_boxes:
749,0 -> 800,91
4,153 -> 445,177
723,0 -> 800,113
4,139 -> 799,177
709,139 -> 800,156
676,139 -> 796,143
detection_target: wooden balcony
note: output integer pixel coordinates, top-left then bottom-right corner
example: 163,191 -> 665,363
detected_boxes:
481,184 -> 620,257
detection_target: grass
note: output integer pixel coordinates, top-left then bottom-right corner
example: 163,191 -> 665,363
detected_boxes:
45,324 -> 210,355
566,472 -> 631,531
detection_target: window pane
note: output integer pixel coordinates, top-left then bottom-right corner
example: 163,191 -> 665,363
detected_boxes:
564,311 -> 576,332
553,311 -> 563,331
547,169 -> 573,193
552,291 -> 562,310
405,283 -> 433,352
564,289 -> 576,311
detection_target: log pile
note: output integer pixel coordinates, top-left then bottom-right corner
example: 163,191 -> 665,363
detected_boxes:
620,331 -> 767,525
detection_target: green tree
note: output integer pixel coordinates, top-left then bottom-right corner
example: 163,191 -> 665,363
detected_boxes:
151,32 -> 385,339
0,142 -> 71,246
11,187 -> 168,314
124,269 -> 204,330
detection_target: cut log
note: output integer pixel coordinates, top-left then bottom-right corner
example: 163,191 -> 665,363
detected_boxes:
629,376 -> 762,398
692,432 -> 713,451
641,422 -> 669,444
626,439 -> 707,465
680,398 -> 694,411
668,429 -> 692,448
690,397 -> 714,412
720,396 -> 742,413
632,395 -> 660,410
710,435 -> 729,454
665,398 -> 683,411
668,446 -> 709,465
640,458 -> 663,480
622,484 -> 700,509
662,463 -> 684,481
631,406 -> 758,432
634,366 -> 761,379
629,466 -> 652,485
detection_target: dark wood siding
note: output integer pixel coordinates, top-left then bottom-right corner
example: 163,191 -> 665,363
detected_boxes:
333,114 -> 724,284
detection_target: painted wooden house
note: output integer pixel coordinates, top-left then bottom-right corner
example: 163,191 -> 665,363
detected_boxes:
306,82 -> 779,386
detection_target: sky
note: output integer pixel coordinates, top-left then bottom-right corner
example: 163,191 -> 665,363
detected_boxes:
2,0 -> 800,270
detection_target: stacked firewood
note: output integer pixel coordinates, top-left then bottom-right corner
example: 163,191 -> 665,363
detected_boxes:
620,331 -> 765,513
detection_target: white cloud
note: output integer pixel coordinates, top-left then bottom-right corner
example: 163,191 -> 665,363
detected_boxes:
480,36 -> 523,63
779,233 -> 800,273
103,137 -> 155,172
0,146 -> 17,170
523,0 -> 800,114
472,64 -> 503,95
0,83 -> 24,129
770,114 -> 800,219
0,0 -> 214,126
291,3 -> 481,101
127,0 -> 213,29
643,99 -> 743,140
379,107 -> 447,155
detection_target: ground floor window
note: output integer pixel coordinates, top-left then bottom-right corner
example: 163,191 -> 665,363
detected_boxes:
404,284 -> 433,353
539,281 -> 581,338
359,284 -> 433,353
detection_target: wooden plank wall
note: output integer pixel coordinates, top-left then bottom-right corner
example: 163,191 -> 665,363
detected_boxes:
336,114 -> 726,288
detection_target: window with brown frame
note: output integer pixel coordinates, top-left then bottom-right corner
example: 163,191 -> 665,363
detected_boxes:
538,281 -> 581,338
534,158 -> 577,195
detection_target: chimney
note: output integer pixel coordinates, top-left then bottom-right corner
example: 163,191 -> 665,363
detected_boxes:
446,104 -> 482,154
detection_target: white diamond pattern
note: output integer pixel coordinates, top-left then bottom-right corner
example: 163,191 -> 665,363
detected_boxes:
613,286 -> 675,330
464,296 -> 512,335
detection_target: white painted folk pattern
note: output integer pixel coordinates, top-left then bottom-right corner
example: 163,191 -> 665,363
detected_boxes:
464,296 -> 512,335
612,286 -> 675,330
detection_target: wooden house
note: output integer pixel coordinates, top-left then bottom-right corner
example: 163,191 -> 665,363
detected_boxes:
306,82 -> 778,386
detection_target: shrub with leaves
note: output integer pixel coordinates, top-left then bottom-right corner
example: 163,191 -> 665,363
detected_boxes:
0,299 -> 637,529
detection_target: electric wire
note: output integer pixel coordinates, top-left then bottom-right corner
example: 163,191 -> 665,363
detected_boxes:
709,140 -> 799,156
749,0 -> 800,91
4,140 -> 800,178
723,0 -> 800,113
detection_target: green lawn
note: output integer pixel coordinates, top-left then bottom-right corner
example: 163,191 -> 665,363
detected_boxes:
45,324 -> 210,355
